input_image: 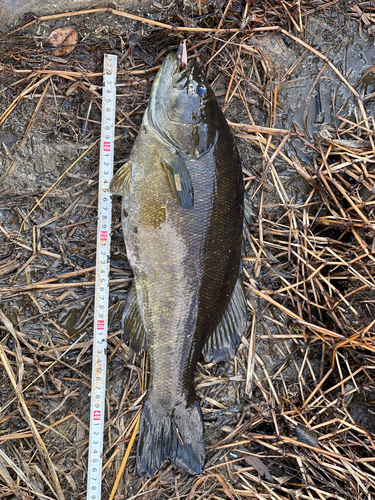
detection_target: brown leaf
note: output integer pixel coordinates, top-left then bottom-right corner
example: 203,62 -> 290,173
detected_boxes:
242,452 -> 275,483
66,81 -> 80,97
49,371 -> 63,392
45,26 -> 78,57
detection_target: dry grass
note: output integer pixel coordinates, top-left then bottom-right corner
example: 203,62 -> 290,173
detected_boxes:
1,0 -> 375,498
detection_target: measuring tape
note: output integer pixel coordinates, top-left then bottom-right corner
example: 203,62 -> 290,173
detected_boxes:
87,54 -> 117,500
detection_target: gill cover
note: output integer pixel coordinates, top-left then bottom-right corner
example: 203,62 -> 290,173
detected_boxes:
146,53 -> 214,209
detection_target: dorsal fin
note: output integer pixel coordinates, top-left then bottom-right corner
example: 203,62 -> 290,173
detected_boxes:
202,279 -> 247,363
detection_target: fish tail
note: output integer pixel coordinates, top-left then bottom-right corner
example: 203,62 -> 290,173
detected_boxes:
137,392 -> 205,476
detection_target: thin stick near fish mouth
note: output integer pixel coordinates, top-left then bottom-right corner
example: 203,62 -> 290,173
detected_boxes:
177,39 -> 188,70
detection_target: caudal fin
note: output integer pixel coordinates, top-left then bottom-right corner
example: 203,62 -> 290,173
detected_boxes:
137,393 -> 205,476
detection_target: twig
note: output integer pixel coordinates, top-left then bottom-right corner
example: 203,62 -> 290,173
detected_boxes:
19,139 -> 99,234
108,412 -> 141,500
280,29 -> 360,99
38,7 -> 239,33
0,314 -> 65,500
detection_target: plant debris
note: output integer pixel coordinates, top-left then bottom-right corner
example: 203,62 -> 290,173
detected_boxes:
45,26 -> 78,57
1,1 -> 375,499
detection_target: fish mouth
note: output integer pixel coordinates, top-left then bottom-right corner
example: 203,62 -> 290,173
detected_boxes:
161,52 -> 195,89
148,53 -> 198,127
148,52 -> 194,109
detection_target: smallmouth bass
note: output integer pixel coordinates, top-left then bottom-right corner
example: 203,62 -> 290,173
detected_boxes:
110,51 -> 246,476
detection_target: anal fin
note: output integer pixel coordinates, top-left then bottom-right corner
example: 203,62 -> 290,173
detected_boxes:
122,283 -> 148,354
202,279 -> 247,363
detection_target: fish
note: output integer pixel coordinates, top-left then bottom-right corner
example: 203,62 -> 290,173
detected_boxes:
110,50 -> 247,477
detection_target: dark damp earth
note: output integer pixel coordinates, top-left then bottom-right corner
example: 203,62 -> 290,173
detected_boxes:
1,1 -> 375,498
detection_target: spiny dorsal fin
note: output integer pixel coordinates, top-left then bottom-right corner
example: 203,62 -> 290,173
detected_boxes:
110,161 -> 132,195
122,283 -> 148,354
160,153 -> 194,210
202,279 -> 247,363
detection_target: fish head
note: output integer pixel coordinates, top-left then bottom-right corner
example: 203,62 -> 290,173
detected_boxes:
148,52 -> 220,156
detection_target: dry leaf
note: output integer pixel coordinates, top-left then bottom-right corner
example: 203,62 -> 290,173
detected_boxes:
49,371 -> 63,392
295,423 -> 319,447
66,81 -> 80,97
45,26 -> 78,57
242,451 -> 275,483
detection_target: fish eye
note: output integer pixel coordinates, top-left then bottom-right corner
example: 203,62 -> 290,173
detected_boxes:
196,85 -> 207,98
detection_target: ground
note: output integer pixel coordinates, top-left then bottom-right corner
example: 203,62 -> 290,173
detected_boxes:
1,1 -> 375,499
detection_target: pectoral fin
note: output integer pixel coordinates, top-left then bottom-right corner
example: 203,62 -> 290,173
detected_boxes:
160,154 -> 194,210
202,279 -> 247,363
110,161 -> 132,195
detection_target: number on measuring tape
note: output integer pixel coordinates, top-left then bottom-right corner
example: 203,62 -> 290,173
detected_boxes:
86,54 -> 117,500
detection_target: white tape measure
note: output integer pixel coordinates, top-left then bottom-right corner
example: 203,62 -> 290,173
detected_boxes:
87,53 -> 117,500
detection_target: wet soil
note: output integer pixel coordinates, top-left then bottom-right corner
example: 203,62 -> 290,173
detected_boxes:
1,1 -> 375,499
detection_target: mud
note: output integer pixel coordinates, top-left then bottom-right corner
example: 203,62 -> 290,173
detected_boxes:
0,0 -> 153,33
1,2 -> 375,498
